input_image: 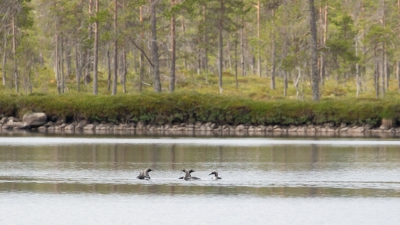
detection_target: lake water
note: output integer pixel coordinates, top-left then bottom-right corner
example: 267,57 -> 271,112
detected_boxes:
0,135 -> 400,225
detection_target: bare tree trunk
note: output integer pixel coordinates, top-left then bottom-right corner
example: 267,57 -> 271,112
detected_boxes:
170,0 -> 176,92
398,0 -> 400,92
319,4 -> 328,85
107,49 -> 111,92
217,0 -> 224,94
281,71 -> 286,96
240,15 -> 245,77
28,63 -> 32,94
308,0 -> 320,101
181,18 -> 188,70
112,0 -> 118,95
139,6 -> 144,92
86,0 -> 93,86
151,0 -> 161,92
283,15 -> 288,96
227,36 -> 232,71
381,49 -> 385,97
65,40 -> 72,77
382,0 -> 388,92
235,31 -> 238,89
60,34 -> 65,94
397,61 -> 400,93
270,10 -> 276,90
375,60 -> 380,98
374,47 -> 380,98
2,31 -> 7,86
12,13 -> 18,92
55,29 -> 61,94
75,44 -> 81,92
197,41 -> 201,74
122,49 -> 127,93
252,53 -> 255,75
382,49 -> 386,96
356,37 -> 360,98
257,0 -> 261,77
93,0 -> 99,95
295,67 -> 302,98
84,51 -> 90,85
203,6 -> 208,75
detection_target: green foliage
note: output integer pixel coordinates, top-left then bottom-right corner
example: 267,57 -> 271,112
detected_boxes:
1,92 -> 399,128
326,8 -> 358,70
365,24 -> 392,47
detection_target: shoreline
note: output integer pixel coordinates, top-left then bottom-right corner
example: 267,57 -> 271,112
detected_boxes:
1,121 -> 399,138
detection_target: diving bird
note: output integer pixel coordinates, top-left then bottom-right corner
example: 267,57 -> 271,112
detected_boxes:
137,168 -> 153,180
179,168 -> 200,180
209,171 -> 222,180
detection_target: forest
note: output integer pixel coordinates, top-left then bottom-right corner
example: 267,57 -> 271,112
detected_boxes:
0,0 -> 399,102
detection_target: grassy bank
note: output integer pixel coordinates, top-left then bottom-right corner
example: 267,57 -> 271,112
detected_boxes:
0,92 -> 398,127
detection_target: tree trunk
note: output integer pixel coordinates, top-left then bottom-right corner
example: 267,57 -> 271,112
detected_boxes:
87,0 -> 93,85
355,38 -> 360,98
107,49 -> 111,92
374,47 -> 380,98
112,0 -> 118,95
270,41 -> 276,90
65,43 -> 72,77
398,0 -> 400,92
28,63 -> 32,94
84,51 -> 90,85
397,61 -> 400,93
170,0 -> 176,92
375,60 -> 380,98
55,29 -> 61,94
241,16 -> 245,77
197,41 -> 201,74
2,31 -> 7,86
227,35 -> 232,71
12,13 -> 18,92
235,31 -> 238,89
122,49 -> 127,93
75,44 -> 81,92
270,11 -> 276,90
203,6 -> 208,74
382,0 -> 388,92
181,18 -> 188,70
308,0 -> 319,101
151,0 -> 161,92
319,4 -> 328,85
60,34 -> 65,94
218,0 -> 224,94
295,67 -> 302,97
381,49 -> 385,97
257,0 -> 261,77
139,51 -> 144,92
93,0 -> 99,95
283,12 -> 288,96
139,6 -> 144,92
284,71 -> 288,96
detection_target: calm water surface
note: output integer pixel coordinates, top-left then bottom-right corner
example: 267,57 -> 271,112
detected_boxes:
0,136 -> 400,225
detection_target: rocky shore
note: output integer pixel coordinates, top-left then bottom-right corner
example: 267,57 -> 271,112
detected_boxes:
0,112 -> 398,137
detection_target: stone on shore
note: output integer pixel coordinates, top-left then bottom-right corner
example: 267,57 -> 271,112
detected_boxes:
22,112 -> 47,128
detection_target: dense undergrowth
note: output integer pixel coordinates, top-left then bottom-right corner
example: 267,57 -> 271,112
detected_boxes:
1,71 -> 400,127
0,92 -> 399,127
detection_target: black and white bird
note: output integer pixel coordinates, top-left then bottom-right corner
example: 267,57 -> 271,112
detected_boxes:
137,168 -> 153,180
179,168 -> 200,180
209,171 -> 222,180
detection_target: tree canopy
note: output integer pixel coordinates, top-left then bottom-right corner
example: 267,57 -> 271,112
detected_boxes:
1,0 -> 399,101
